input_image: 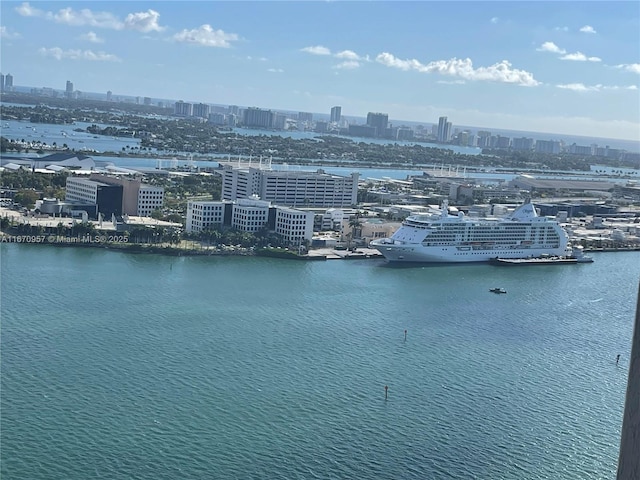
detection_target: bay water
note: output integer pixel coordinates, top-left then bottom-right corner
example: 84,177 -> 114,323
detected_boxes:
1,245 -> 638,479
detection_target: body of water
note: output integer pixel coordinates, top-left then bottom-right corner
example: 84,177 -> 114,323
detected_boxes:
1,245 -> 637,479
1,119 -> 142,153
2,119 -> 639,183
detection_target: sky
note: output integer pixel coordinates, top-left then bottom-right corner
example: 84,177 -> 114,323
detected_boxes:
1,1 -> 639,141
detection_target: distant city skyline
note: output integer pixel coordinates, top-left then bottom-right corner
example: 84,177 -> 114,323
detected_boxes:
1,1 -> 639,141
3,81 -> 640,153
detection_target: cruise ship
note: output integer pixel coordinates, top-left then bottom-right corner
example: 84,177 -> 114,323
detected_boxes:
370,199 -> 569,263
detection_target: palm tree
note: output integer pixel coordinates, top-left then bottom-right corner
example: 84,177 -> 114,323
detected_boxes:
349,214 -> 363,242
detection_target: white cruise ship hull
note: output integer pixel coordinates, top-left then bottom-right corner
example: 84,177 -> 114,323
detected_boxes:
371,240 -> 567,263
370,200 -> 569,264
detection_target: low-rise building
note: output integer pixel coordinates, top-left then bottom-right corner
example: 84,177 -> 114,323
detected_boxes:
89,174 -> 164,216
232,198 -> 271,233
186,200 -> 231,233
137,184 -> 165,217
320,208 -> 347,231
65,177 -> 123,218
186,197 -> 315,245
275,207 -> 314,245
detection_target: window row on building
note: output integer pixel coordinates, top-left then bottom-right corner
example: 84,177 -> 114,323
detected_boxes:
65,175 -> 164,218
186,199 -> 314,245
221,166 -> 359,208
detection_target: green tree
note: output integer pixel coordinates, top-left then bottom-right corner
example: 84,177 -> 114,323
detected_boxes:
151,208 -> 163,220
13,189 -> 40,209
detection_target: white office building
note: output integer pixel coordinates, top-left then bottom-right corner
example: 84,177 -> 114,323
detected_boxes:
321,208 -> 347,231
65,177 -> 104,203
186,198 -> 314,244
221,165 -> 359,208
88,174 -> 164,217
222,166 -> 263,201
275,207 -> 314,245
231,198 -> 270,233
137,185 -> 165,217
186,200 -> 228,233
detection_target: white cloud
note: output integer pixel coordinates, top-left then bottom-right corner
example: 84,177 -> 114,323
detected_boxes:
557,83 -> 637,92
560,52 -> 601,62
243,56 -> 268,62
554,26 -> 569,32
375,52 -> 425,71
79,31 -> 104,43
267,68 -> 284,73
16,3 -> 165,31
579,25 -> 597,34
301,45 -> 331,55
557,83 -> 599,92
0,26 -> 21,39
437,79 -> 466,85
50,7 -> 123,29
335,50 -> 361,60
124,9 -> 164,32
333,60 -> 360,70
172,25 -> 239,47
38,47 -> 121,62
375,52 -> 540,86
490,17 -> 499,24
537,42 -> 566,54
538,42 -> 601,62
301,46 -> 370,68
616,63 -> 640,74
15,2 -> 44,17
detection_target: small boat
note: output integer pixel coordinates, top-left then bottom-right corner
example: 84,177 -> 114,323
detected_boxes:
489,288 -> 507,294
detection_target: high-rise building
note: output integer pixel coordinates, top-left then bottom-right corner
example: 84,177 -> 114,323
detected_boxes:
0,73 -> 4,91
457,131 -> 470,146
535,140 -> 561,154
315,121 -> 329,133
242,107 -> 275,129
366,112 -> 388,137
396,127 -> 414,141
192,103 -> 210,118
208,113 -> 227,126
143,97 -> 151,106
298,112 -> 313,123
330,106 -> 342,123
174,100 -> 193,116
107,90 -> 113,102
437,116 -> 452,142
512,137 -> 534,151
274,113 -> 287,130
65,81 -> 74,99
495,135 -> 511,149
477,130 -> 492,148
5,73 -> 14,92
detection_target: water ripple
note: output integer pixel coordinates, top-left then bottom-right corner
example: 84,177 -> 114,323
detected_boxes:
1,245 -> 635,479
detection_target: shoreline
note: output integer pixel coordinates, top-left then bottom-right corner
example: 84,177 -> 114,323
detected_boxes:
2,233 -> 638,260
0,232 -> 384,260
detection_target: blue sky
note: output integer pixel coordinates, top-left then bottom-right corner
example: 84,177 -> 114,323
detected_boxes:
1,1 -> 639,141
